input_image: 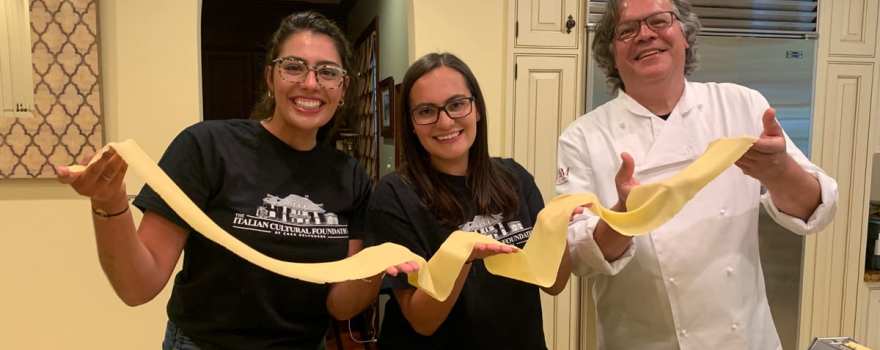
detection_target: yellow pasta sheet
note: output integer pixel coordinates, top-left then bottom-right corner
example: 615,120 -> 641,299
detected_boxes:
69,136 -> 754,301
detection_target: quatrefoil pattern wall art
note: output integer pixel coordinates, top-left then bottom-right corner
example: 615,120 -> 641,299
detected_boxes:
0,0 -> 102,178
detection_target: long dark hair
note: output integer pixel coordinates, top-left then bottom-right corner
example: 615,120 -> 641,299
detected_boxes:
398,52 -> 519,225
250,11 -> 355,144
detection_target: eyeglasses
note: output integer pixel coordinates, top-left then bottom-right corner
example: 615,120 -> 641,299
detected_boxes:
615,11 -> 677,42
410,96 -> 475,125
272,56 -> 348,90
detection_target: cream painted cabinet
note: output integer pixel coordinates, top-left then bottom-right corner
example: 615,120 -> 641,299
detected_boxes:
514,0 -> 580,48
512,54 -> 580,350
506,1 -> 586,349
798,0 -> 880,348
513,55 -> 577,199
867,286 -> 880,348
827,0 -> 878,57
803,62 -> 874,341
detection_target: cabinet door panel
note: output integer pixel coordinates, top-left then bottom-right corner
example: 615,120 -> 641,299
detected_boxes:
867,288 -> 880,348
801,62 -> 874,347
828,0 -> 879,57
515,0 -> 580,48
513,55 -> 577,201
513,54 -> 579,349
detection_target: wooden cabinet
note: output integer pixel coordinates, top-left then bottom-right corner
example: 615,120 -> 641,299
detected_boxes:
827,0 -> 878,57
798,1 -> 880,348
514,0 -> 581,48
512,54 -> 579,350
867,286 -> 880,347
512,55 -> 578,200
803,62 -> 875,343
506,1 -> 585,349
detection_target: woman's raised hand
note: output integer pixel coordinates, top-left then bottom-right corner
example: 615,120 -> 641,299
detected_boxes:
56,149 -> 129,207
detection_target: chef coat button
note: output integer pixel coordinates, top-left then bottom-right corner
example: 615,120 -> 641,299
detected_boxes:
726,267 -> 734,276
668,277 -> 676,284
720,209 -> 726,216
680,329 -> 688,337
731,323 -> 739,331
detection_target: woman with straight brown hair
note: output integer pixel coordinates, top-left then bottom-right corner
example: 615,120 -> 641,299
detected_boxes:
366,52 -> 572,349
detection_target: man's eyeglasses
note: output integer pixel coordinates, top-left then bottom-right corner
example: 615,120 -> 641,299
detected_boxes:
410,96 -> 475,126
272,56 -> 348,90
615,11 -> 678,42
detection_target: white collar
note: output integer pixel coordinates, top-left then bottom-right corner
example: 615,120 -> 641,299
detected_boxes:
615,80 -> 702,118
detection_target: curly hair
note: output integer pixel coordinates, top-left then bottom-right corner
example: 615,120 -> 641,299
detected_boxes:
592,0 -> 701,93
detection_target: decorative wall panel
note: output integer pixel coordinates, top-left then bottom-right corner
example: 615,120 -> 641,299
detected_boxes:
0,0 -> 102,178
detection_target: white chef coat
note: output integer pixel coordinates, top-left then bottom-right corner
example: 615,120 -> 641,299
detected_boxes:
557,81 -> 838,350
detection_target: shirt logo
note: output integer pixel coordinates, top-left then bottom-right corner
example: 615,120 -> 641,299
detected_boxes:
460,214 -> 532,247
556,167 -> 570,185
231,194 -> 348,239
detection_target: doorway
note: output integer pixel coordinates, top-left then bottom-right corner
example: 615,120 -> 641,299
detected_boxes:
200,0 -> 356,121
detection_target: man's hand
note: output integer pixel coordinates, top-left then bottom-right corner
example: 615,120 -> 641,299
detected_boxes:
735,108 -> 791,184
735,107 -> 821,220
614,152 -> 639,211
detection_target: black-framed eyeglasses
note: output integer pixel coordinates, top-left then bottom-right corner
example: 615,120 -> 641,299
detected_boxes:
615,11 -> 678,42
410,96 -> 475,125
272,56 -> 348,90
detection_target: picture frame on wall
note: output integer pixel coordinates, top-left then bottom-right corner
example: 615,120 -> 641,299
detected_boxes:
379,77 -> 394,138
393,83 -> 403,167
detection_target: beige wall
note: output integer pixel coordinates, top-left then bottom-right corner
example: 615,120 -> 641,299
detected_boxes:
0,0 -> 201,348
410,0 -> 508,157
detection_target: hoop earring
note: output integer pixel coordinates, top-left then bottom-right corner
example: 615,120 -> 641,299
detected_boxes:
338,100 -> 344,106
267,91 -> 273,98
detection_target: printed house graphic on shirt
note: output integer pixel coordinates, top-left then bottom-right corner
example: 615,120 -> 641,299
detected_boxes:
460,214 -> 529,245
255,194 -> 339,225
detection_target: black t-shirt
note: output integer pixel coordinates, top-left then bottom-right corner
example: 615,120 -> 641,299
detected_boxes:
365,159 -> 547,350
133,119 -> 371,350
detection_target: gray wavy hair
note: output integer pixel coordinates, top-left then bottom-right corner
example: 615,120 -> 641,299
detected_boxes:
592,0 -> 701,92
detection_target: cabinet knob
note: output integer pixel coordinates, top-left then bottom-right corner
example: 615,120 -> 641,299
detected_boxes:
565,15 -> 576,34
